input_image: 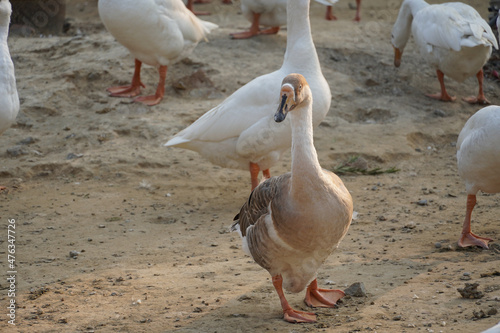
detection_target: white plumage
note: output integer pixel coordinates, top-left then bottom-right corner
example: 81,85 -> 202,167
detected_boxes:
98,0 -> 218,105
481,321 -> 500,333
456,105 -> 500,248
391,0 -> 498,103
166,0 -> 331,190
0,0 -> 19,135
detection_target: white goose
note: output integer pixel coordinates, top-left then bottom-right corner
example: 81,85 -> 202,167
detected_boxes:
391,0 -> 498,104
456,105 -> 500,249
165,0 -> 331,190
232,74 -> 353,323
230,0 -> 339,39
0,0 -> 19,191
98,0 -> 218,106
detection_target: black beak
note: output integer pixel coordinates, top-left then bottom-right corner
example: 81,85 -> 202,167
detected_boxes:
274,93 -> 288,123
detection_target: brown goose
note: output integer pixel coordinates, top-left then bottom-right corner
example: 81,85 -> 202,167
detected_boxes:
232,73 -> 353,323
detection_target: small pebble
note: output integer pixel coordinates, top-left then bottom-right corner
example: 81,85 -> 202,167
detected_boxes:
344,282 -> 367,297
7,145 -> 28,157
487,308 -> 498,316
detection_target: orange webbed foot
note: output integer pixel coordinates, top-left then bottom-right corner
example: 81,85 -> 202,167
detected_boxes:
305,279 -> 345,308
462,96 -> 490,105
133,94 -> 163,106
305,288 -> 345,308
426,92 -> 456,102
283,308 -> 317,323
107,83 -> 145,98
230,30 -> 258,39
458,232 -> 493,249
230,26 -> 279,39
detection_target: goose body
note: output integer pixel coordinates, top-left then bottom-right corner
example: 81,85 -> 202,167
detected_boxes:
391,0 -> 498,103
232,74 -> 353,323
456,105 -> 500,248
0,0 -> 19,135
231,0 -> 338,39
98,0 -> 218,105
166,0 -> 331,189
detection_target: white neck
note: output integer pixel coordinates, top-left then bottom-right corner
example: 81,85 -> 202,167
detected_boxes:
392,0 -> 428,50
289,89 -> 322,197
284,0 -> 320,73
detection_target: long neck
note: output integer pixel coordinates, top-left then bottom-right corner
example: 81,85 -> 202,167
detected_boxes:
392,0 -> 428,50
289,95 -> 323,197
0,15 -> 9,41
284,0 -> 319,72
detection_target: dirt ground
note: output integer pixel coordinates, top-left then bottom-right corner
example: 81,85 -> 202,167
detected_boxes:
1,0 -> 499,332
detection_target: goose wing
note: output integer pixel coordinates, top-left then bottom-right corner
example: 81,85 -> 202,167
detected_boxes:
232,174 -> 290,236
414,4 -> 497,53
231,174 -> 291,269
155,0 -> 218,43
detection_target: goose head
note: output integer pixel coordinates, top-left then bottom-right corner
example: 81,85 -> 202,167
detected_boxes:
390,0 -> 415,68
391,28 -> 408,68
274,73 -> 311,123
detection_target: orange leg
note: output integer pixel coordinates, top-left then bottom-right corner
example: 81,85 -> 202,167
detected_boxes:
249,162 -> 260,190
134,65 -> 167,106
458,194 -> 493,249
354,0 -> 361,22
304,279 -> 345,308
107,58 -> 145,98
325,6 -> 337,21
0,186 -> 7,192
272,275 -> 316,323
230,13 -> 279,39
249,163 -> 271,190
463,69 -> 490,105
426,69 -> 456,102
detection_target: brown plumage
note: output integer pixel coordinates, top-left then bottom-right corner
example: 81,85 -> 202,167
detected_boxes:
231,73 -> 353,323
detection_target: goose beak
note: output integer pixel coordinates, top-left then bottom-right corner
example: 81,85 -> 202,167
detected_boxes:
274,90 -> 294,123
393,46 -> 402,68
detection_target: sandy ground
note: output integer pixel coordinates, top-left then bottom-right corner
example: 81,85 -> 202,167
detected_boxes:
1,0 -> 500,332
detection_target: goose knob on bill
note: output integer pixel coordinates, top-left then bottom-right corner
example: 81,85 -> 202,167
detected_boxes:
391,0 -> 498,104
231,74 -> 353,323
98,0 -> 218,106
0,0 -> 20,192
456,105 -> 500,249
